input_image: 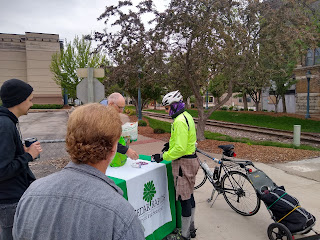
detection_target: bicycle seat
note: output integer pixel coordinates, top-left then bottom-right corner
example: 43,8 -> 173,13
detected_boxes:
218,144 -> 234,152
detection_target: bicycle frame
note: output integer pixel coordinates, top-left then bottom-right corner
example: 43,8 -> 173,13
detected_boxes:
195,148 -> 260,215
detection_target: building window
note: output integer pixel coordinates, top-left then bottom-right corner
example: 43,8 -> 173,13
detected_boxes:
315,48 -> 320,65
209,97 -> 214,103
239,98 -> 242,103
247,97 -> 251,103
305,48 -> 320,66
306,49 -> 314,66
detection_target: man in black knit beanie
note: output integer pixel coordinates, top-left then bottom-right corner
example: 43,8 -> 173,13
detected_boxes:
0,79 -> 42,240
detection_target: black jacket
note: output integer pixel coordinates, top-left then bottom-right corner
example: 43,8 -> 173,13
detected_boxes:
0,106 -> 35,204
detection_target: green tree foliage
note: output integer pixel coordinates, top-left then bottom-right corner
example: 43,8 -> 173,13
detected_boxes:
208,74 -> 228,104
268,62 -> 297,113
166,55 -> 197,109
89,0 -> 167,114
90,0 -> 319,140
153,0 -> 249,140
238,0 -> 319,112
50,36 -> 108,100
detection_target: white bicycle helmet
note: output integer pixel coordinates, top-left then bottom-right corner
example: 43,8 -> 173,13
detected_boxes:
162,90 -> 183,106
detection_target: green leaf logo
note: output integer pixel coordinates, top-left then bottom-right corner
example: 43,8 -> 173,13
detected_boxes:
143,180 -> 156,203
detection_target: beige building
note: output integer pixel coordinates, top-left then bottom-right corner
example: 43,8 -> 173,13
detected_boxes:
0,32 -> 62,104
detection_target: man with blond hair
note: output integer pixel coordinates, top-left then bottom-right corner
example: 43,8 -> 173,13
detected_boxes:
13,103 -> 145,240
107,92 -> 139,160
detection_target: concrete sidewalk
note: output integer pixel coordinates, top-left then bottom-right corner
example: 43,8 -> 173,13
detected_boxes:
130,134 -> 320,240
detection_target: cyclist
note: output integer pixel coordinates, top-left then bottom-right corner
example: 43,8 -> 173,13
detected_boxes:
153,90 -> 199,240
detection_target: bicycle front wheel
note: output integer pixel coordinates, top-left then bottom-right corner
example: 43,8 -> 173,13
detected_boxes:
194,168 -> 207,190
221,171 -> 260,216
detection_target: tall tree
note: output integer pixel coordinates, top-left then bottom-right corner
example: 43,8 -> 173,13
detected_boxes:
232,0 -> 318,112
50,36 -> 108,100
260,0 -> 319,112
89,0 -> 167,113
153,0 -> 248,140
268,62 -> 296,113
90,0 -> 319,140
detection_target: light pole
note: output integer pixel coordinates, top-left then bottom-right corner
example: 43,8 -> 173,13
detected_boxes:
305,70 -> 311,119
61,70 -> 68,105
63,88 -> 68,105
137,67 -> 142,120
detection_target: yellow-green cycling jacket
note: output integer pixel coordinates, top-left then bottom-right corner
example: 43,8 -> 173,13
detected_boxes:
163,111 -> 197,161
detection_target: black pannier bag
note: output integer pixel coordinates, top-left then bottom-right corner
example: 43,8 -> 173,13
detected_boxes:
261,186 -> 316,233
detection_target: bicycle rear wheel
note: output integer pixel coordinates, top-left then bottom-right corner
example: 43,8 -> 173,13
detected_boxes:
194,168 -> 207,190
221,171 -> 260,216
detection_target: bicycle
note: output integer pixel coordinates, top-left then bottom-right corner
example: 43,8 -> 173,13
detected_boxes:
194,144 -> 261,216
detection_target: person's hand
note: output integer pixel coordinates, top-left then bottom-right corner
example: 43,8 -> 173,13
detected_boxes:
126,148 -> 139,160
152,153 -> 163,163
161,142 -> 169,153
25,141 -> 42,160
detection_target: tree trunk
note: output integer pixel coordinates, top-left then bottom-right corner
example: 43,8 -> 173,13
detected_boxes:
196,107 -> 207,141
132,97 -> 143,115
243,95 -> 248,111
131,97 -> 138,113
255,101 -> 260,111
185,98 -> 189,109
282,95 -> 286,113
275,99 -> 279,113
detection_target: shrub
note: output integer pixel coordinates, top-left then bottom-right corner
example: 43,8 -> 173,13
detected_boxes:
31,104 -> 63,109
240,108 -> 244,111
129,110 -> 136,116
138,120 -> 147,126
124,107 -> 136,116
249,109 -> 254,111
229,106 -> 233,111
154,128 -> 165,134
263,109 -> 268,112
124,107 -> 130,114
220,106 -> 228,111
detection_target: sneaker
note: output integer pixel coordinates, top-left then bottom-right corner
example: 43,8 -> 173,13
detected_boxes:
189,222 -> 197,238
164,232 -> 190,240
190,228 -> 197,238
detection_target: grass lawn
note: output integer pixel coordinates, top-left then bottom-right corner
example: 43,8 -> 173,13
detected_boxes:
145,109 -> 320,133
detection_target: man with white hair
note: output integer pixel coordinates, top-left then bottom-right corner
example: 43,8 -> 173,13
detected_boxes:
107,92 -> 139,160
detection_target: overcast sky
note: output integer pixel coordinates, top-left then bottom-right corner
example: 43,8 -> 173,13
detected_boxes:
0,0 -> 168,42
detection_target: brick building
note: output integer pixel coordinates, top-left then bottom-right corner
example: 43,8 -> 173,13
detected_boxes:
293,65 -> 320,116
292,0 -> 320,116
0,32 -> 62,104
